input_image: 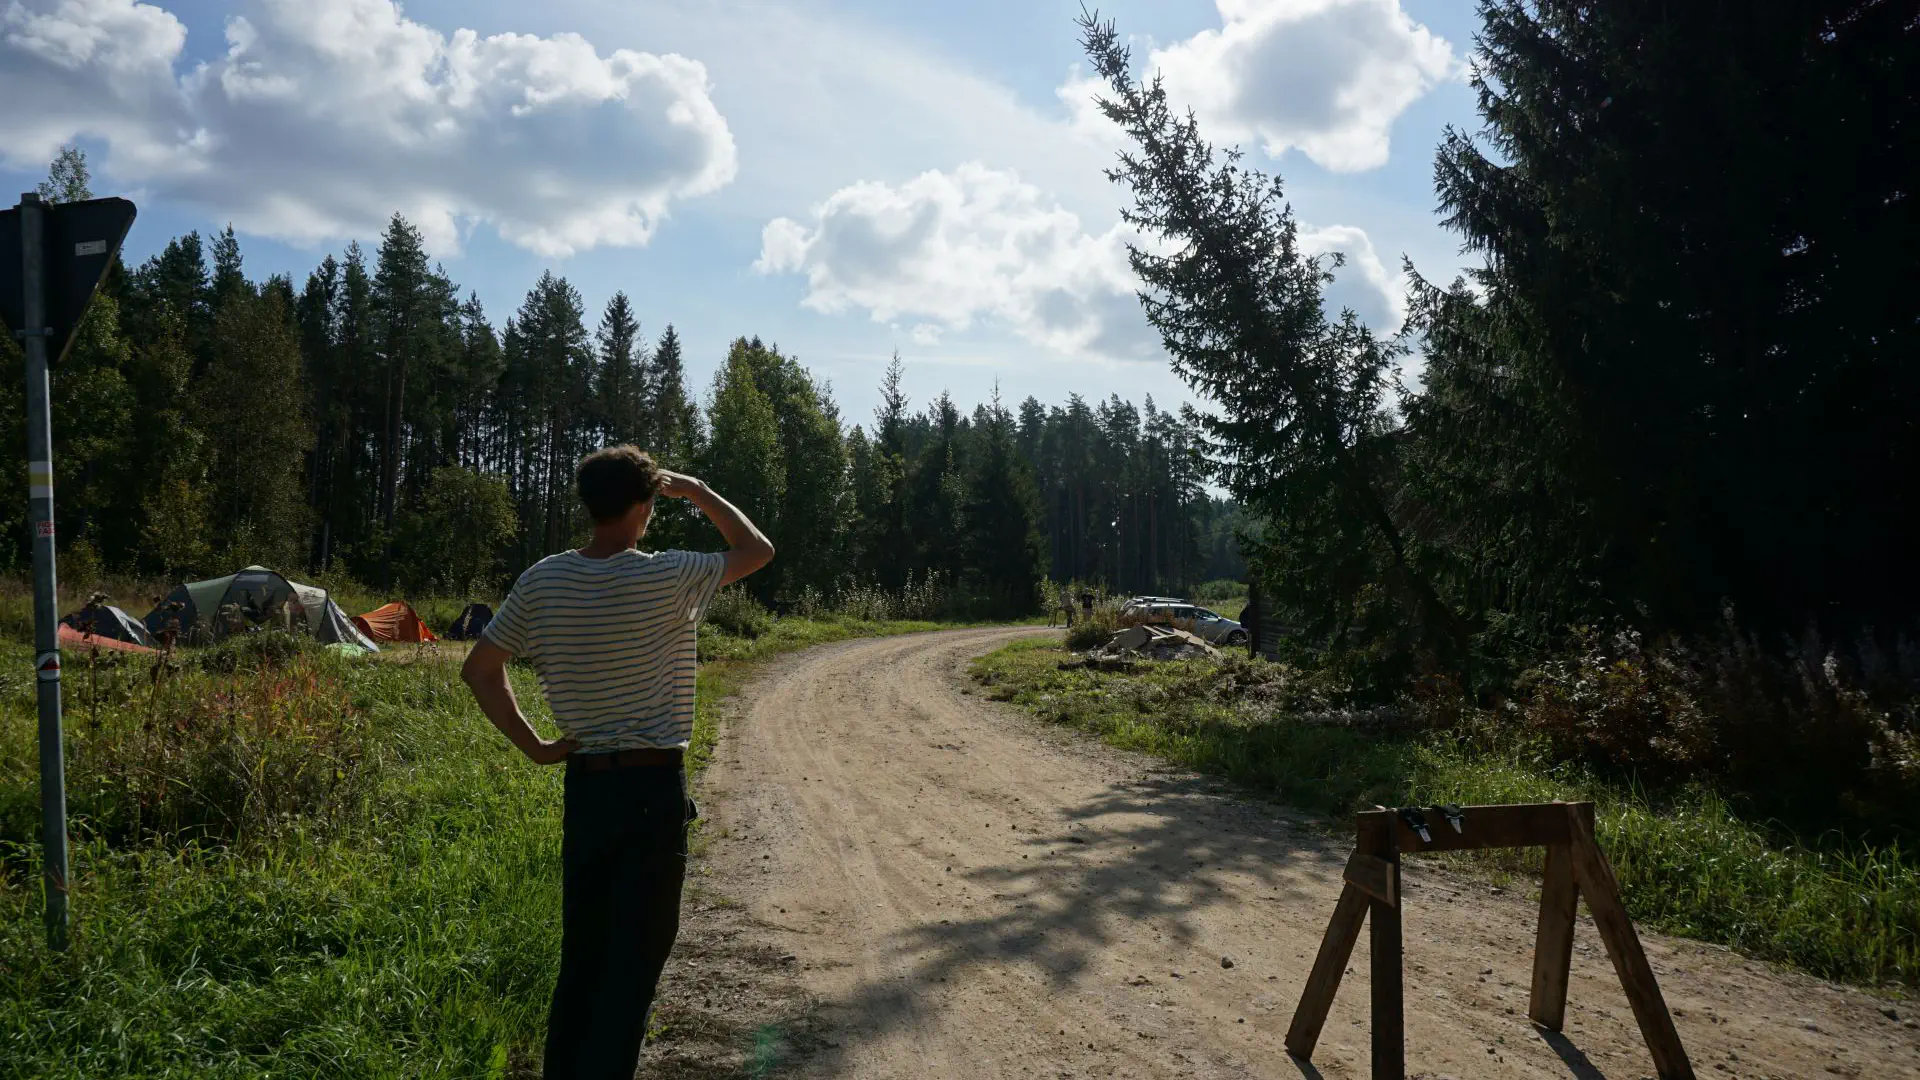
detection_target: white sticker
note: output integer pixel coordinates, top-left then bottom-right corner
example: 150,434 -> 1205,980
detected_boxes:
36,652 -> 60,680
74,240 -> 108,257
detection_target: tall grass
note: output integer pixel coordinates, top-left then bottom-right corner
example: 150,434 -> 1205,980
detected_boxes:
971,638 -> 1920,988
0,612 -> 981,1076
788,570 -> 951,623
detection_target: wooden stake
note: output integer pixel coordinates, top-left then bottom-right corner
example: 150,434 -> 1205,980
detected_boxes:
1528,840 -> 1578,1030
1284,881 -> 1368,1059
1564,804 -> 1695,1080
1361,812 -> 1403,1080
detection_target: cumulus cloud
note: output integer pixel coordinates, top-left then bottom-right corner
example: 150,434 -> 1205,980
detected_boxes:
755,163 -> 1158,362
1062,0 -> 1457,172
1299,224 -> 1407,331
0,0 -> 737,254
756,163 -> 1407,358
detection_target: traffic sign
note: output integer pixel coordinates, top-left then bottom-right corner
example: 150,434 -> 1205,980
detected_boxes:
0,196 -> 137,366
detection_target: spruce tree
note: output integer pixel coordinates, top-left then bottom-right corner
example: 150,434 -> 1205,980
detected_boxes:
701,349 -> 784,595
594,292 -> 646,447
649,325 -> 700,465
961,387 -> 1046,615
1408,0 -> 1920,638
1079,10 -> 1462,665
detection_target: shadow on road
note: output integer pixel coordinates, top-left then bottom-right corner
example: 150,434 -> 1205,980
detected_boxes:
784,770 -> 1327,1074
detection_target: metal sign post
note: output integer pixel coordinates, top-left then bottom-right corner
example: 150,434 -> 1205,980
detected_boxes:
3,191 -> 136,950
18,192 -> 67,950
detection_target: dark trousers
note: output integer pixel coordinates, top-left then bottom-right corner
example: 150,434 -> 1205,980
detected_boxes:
542,762 -> 692,1079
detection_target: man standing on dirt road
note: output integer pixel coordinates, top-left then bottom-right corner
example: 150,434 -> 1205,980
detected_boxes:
461,446 -> 774,1079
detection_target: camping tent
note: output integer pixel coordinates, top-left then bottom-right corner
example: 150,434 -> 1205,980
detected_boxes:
143,566 -> 379,651
60,603 -> 154,647
58,624 -> 156,654
444,603 -> 493,640
353,601 -> 437,644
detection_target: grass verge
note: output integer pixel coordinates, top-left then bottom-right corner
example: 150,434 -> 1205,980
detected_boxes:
0,618 -> 971,1078
971,637 -> 1920,991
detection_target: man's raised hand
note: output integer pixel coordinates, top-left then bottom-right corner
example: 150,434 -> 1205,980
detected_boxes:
658,471 -> 704,500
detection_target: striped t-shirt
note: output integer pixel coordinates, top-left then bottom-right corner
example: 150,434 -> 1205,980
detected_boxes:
482,548 -> 727,751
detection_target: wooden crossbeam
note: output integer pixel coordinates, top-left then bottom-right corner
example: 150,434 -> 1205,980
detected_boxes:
1382,801 -> 1569,853
1284,801 -> 1695,1080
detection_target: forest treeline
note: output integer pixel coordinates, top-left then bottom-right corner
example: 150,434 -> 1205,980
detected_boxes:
0,150 -> 1240,616
1078,3 -> 1917,828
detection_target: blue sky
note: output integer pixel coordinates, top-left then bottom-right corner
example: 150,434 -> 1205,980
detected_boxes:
1,0 -> 1484,431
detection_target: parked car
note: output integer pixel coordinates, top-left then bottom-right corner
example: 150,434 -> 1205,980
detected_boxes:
1129,601 -> 1248,646
1119,595 -> 1186,616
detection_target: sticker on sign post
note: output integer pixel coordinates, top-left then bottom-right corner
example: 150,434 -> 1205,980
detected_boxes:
35,520 -> 53,538
36,652 -> 60,681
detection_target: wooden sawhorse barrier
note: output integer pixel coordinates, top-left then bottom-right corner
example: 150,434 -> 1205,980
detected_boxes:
1284,801 -> 1694,1079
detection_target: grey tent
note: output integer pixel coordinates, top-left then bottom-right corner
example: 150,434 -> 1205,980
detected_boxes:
144,566 -> 378,651
444,602 -> 494,640
60,603 -> 155,647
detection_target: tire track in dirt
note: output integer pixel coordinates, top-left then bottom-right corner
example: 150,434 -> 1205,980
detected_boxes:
693,628 -> 1920,1079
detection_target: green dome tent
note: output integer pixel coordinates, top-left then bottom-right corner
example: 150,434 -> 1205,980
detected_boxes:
60,602 -> 155,647
143,566 -> 379,651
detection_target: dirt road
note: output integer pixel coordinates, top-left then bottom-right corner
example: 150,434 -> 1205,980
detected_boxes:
693,628 -> 1919,1079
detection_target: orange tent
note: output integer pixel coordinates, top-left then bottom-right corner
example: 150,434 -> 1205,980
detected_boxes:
352,601 -> 438,643
58,623 -> 156,655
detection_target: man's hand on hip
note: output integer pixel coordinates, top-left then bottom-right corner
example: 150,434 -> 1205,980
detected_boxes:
524,737 -> 580,766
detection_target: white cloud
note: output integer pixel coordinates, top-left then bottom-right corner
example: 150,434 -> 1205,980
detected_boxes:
1300,223 -> 1406,331
1064,0 -> 1457,172
756,162 -> 1407,361
755,163 -> 1158,363
0,0 -> 737,255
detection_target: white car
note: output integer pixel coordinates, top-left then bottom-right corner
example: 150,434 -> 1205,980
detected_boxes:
1129,601 -> 1248,646
1119,595 -> 1186,616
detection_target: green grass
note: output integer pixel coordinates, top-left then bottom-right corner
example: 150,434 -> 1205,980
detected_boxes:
0,616 -> 978,1078
971,638 -> 1920,991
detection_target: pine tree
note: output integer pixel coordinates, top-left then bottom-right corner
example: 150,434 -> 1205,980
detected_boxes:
1079,10 -> 1462,666
1406,0 -> 1920,640
649,324 -> 700,464
701,348 -> 784,595
196,289 -> 313,568
961,386 -> 1046,615
595,292 -> 647,447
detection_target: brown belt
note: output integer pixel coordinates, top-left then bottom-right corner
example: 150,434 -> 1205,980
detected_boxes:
569,747 -> 684,772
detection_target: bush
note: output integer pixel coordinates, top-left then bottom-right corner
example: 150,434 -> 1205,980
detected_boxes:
706,585 -> 774,638
785,571 -> 952,623
1065,605 -> 1122,650
0,637 -> 377,854
1506,615 -> 1920,833
1195,579 -> 1247,604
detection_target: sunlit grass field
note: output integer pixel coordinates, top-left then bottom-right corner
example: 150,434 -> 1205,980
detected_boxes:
0,615 -> 968,1078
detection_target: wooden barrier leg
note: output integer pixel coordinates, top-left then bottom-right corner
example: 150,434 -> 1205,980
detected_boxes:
1284,881 -> 1369,1059
1564,805 -> 1695,1080
1528,841 -> 1578,1030
1363,815 -> 1403,1080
